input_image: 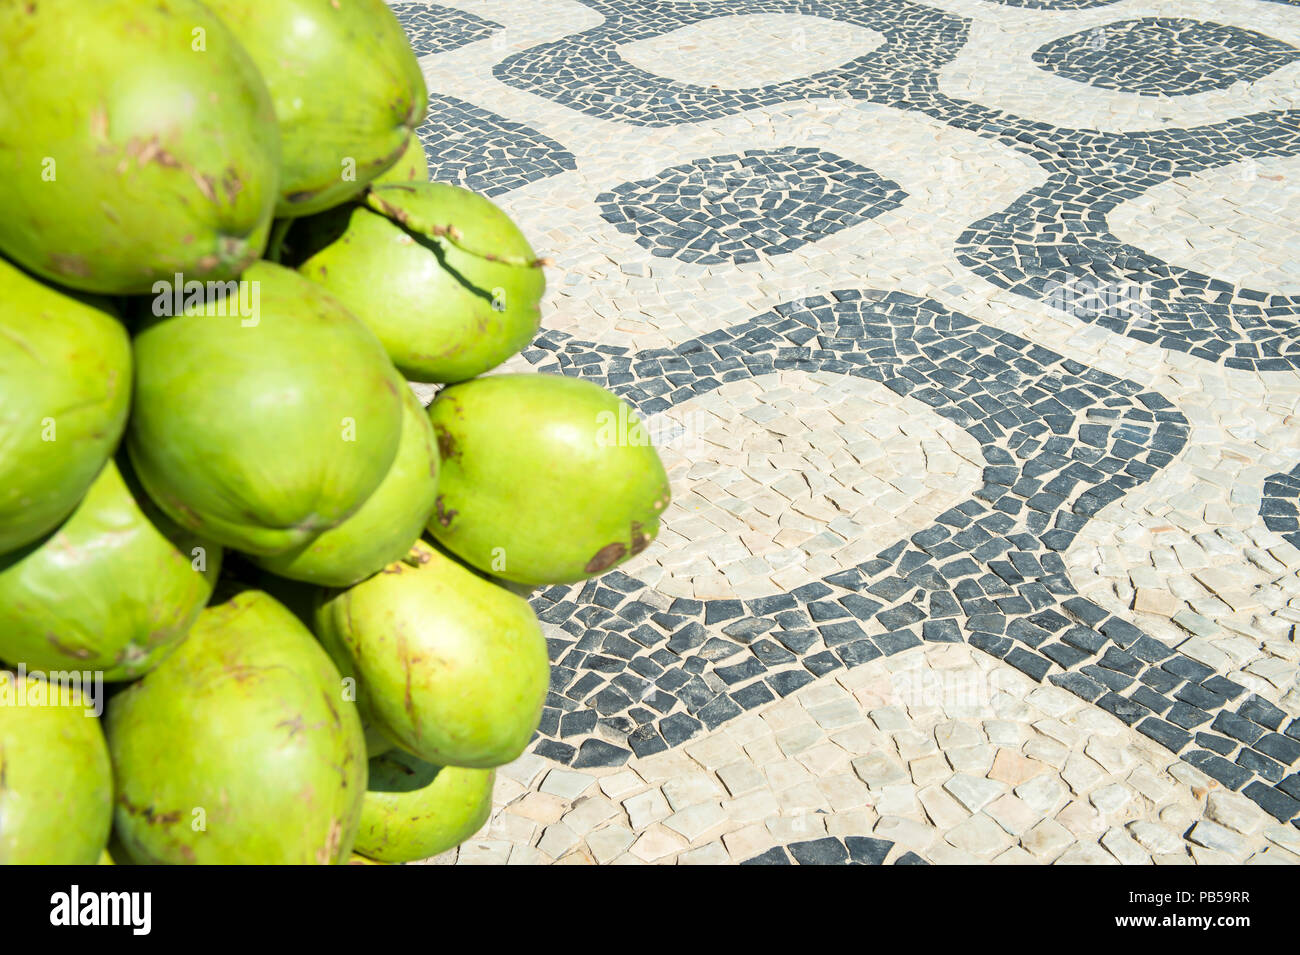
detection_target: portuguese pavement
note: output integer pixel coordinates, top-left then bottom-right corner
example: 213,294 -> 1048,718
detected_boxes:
389,0 -> 1300,865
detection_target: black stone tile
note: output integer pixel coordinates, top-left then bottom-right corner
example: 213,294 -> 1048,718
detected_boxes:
1255,733 -> 1300,765
845,836 -> 893,866
560,709 -> 599,738
704,600 -> 745,625
874,628 -> 922,656
767,670 -> 815,697
1005,647 -> 1051,682
1097,692 -> 1146,725
698,694 -> 743,730
1237,748 -> 1286,783
1098,646 -> 1142,676
741,847 -> 791,866
1136,717 -> 1192,753
1162,656 -> 1216,683
837,639 -> 883,667
1098,617 -> 1144,648
1051,671 -> 1106,702
1061,625 -> 1107,654
1280,774 -> 1300,801
731,681 -> 776,711
788,838 -> 850,865
1131,686 -> 1174,715
1174,682 -> 1225,711
894,852 -> 929,865
775,629 -> 819,654
534,739 -> 577,764
818,620 -> 867,647
804,651 -> 843,677
922,619 -> 963,643
1166,702 -> 1212,730
1194,732 -> 1237,756
1242,781 -> 1300,822
1082,664 -> 1133,692
1139,667 -> 1181,694
1202,675 -> 1247,700
572,738 -> 632,768
1042,641 -> 1091,669
659,712 -> 703,746
716,657 -> 767,685
1239,696 -> 1288,731
970,631 -> 1013,658
1182,750 -> 1252,790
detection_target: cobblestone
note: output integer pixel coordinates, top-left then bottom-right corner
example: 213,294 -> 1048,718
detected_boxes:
403,0 -> 1300,867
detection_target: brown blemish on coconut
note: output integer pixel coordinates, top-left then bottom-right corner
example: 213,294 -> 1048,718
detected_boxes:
584,541 -> 627,575
316,818 -> 343,864
434,425 -> 459,461
45,632 -> 93,660
276,714 -> 306,739
118,793 -> 182,826
48,253 -> 91,278
434,496 -> 457,528
221,168 -> 244,204
629,521 -> 650,556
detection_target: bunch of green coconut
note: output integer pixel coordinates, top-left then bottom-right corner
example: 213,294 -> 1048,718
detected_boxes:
0,0 -> 669,865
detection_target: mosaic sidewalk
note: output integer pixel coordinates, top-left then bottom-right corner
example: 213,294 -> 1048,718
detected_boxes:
389,0 -> 1300,865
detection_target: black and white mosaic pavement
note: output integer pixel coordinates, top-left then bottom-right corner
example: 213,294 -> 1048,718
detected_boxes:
596,148 -> 907,265
1261,465 -> 1300,551
987,0 -> 1123,7
387,0 -> 1300,863
493,0 -> 970,128
1031,19 -> 1300,98
413,93 -> 578,197
742,835 -> 927,864
493,0 -> 1300,370
956,110 -> 1300,373
390,1 -> 502,56
521,291 -> 1300,826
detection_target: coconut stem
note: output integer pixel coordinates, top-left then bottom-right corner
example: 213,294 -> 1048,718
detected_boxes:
265,218 -> 293,264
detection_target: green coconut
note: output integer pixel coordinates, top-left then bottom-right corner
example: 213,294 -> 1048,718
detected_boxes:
372,133 -> 429,186
290,182 -> 546,383
314,539 -> 549,769
127,261 -> 404,556
427,374 -> 671,585
354,751 -> 493,863
254,385 -> 439,586
249,568 -> 401,762
105,588 -> 366,864
0,257 -> 132,555
0,0 -> 279,294
0,670 -> 113,864
0,457 -> 221,680
202,0 -> 427,218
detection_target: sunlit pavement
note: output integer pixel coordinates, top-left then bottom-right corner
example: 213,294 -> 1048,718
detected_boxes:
390,0 -> 1300,865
